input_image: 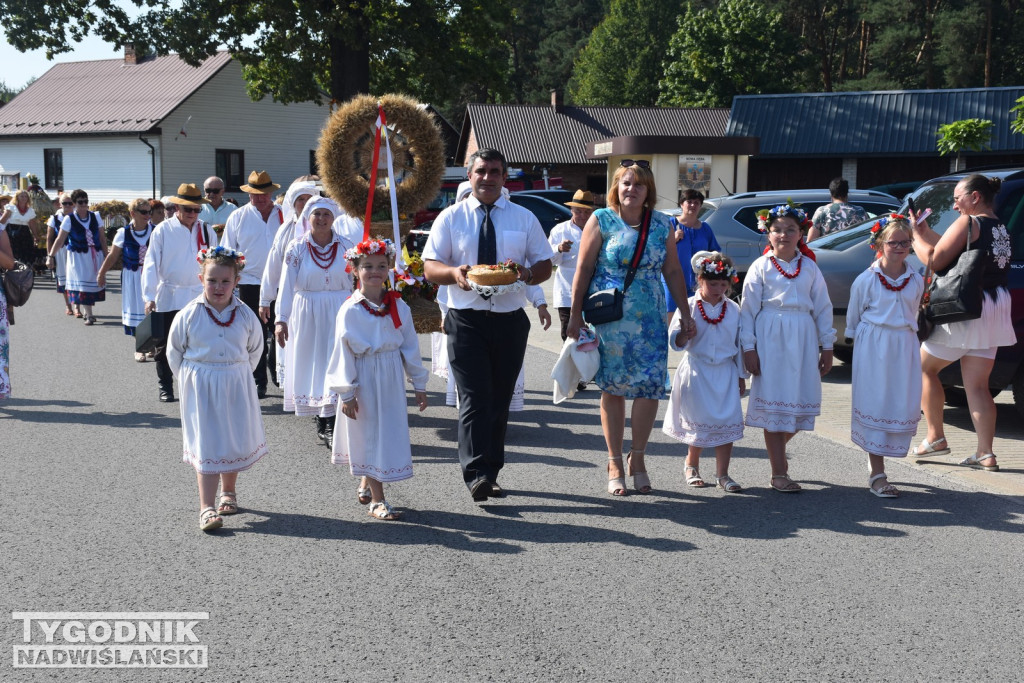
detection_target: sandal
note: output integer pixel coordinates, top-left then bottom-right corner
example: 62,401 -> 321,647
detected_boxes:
607,456 -> 627,497
199,507 -> 223,531
770,474 -> 802,493
716,475 -> 743,493
911,436 -> 951,457
217,492 -> 238,515
65,307 -> 74,316
356,486 -> 372,505
957,453 -> 999,472
626,450 -> 652,494
868,473 -> 899,498
74,309 -> 83,318
367,501 -> 401,520
685,465 -> 706,488
83,315 -> 96,326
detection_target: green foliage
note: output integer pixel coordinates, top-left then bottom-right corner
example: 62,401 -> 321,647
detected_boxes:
570,0 -> 679,106
658,0 -> 803,107
1010,97 -> 1024,136
936,119 -> 993,170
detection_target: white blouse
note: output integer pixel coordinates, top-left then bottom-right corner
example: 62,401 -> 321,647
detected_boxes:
671,295 -> 747,376
141,218 -> 218,311
167,296 -> 263,374
275,232 -> 353,324
738,253 -> 836,351
844,261 -> 924,338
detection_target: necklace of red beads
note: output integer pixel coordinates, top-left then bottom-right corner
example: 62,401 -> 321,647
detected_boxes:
696,299 -> 726,325
204,305 -> 236,327
307,240 -> 340,270
358,297 -> 391,317
876,270 -> 911,292
769,255 -> 801,279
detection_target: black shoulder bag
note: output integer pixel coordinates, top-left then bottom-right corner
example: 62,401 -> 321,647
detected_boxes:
924,217 -> 986,325
582,210 -> 651,325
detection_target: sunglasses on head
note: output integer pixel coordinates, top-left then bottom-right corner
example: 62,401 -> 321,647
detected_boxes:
620,159 -> 650,169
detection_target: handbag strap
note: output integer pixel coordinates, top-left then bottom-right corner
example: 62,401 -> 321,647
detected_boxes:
622,209 -> 652,294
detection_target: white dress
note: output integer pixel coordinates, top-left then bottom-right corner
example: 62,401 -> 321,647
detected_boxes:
663,296 -> 746,447
276,232 -> 352,416
112,225 -> 152,332
167,296 -> 267,474
326,291 -> 429,482
48,213 -> 68,290
846,263 -> 924,456
739,253 -> 836,432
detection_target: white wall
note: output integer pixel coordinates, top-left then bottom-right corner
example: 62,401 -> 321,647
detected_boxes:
160,60 -> 332,202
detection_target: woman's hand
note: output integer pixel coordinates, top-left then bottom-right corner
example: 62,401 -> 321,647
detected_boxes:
258,306 -> 271,324
145,301 -> 156,315
537,304 -> 551,330
341,397 -> 358,419
566,310 -> 585,342
738,378 -> 747,396
274,321 -> 288,347
743,350 -> 761,376
819,349 -> 833,377
414,391 -> 427,412
97,272 -> 106,288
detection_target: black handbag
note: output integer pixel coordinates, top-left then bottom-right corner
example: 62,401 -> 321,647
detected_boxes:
2,260 -> 34,307
582,210 -> 651,326
924,218 -> 985,325
135,310 -> 175,353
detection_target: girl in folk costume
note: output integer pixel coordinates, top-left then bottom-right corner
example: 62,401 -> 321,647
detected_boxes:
326,238 -> 428,520
98,198 -> 155,360
46,189 -> 108,326
663,252 -> 748,493
47,193 -> 80,317
167,247 -> 267,532
847,215 -> 923,498
275,196 -> 354,446
739,205 -> 835,492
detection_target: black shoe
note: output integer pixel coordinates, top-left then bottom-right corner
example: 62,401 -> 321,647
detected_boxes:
158,389 -> 175,403
488,481 -> 506,498
256,385 -> 267,399
315,416 -> 327,442
323,416 -> 335,449
577,381 -> 588,392
470,479 -> 492,502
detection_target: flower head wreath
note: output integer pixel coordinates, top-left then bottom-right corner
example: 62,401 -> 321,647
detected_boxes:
869,213 -> 908,256
756,203 -> 811,233
197,245 -> 246,270
343,238 -> 397,263
690,250 -> 738,283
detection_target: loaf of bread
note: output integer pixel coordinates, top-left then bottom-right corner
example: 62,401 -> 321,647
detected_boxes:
467,264 -> 518,286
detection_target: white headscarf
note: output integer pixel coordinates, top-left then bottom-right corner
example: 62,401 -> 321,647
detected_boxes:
298,196 -> 342,241
282,181 -> 320,223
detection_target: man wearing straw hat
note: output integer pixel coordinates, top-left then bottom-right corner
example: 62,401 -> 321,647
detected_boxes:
142,183 -> 217,402
550,189 -> 596,345
222,171 -> 283,399
423,148 -> 554,502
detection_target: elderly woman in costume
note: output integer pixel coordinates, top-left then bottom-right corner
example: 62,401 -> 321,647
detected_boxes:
98,198 -> 156,359
46,193 -> 79,317
46,189 -> 108,326
2,189 -> 41,266
275,196 -> 354,446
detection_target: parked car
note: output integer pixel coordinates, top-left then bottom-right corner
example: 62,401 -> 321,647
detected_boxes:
692,189 -> 901,283
512,189 -> 578,206
816,167 -> 1024,414
867,181 -> 924,200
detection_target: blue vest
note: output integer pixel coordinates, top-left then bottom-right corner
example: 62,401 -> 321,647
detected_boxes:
67,212 -> 102,253
121,224 -> 151,271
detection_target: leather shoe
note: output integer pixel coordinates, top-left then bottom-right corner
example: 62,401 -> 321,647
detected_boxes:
158,389 -> 175,403
256,385 -> 268,399
469,479 -> 492,502
488,481 -> 506,498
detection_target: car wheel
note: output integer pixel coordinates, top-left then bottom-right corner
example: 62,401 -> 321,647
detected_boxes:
944,385 -> 1001,407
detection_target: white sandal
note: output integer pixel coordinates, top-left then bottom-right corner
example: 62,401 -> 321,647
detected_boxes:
685,465 -> 706,488
957,453 -> 999,472
868,473 -> 899,498
911,436 -> 951,457
716,475 -> 742,493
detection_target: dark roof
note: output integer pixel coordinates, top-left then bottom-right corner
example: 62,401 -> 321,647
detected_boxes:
459,104 -> 731,165
0,51 -> 234,137
727,87 -> 1024,157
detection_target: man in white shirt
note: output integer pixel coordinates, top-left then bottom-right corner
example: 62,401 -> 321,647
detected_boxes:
549,189 -> 595,342
221,170 -> 283,398
142,183 -> 217,402
198,176 -> 237,226
423,148 -> 554,501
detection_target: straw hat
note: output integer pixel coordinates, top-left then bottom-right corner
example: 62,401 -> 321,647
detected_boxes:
564,189 -> 597,209
239,170 -> 281,194
167,183 -> 210,207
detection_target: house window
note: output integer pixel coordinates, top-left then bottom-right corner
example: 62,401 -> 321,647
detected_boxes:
44,148 -> 63,190
215,149 -> 245,191
310,150 -> 318,176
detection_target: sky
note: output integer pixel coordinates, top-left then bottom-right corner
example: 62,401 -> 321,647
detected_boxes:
0,33 -> 124,88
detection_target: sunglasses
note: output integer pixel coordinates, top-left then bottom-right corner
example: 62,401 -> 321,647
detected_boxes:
61,201 -> 73,206
204,188 -> 223,194
620,159 -> 650,169
179,206 -> 201,214
135,209 -> 151,215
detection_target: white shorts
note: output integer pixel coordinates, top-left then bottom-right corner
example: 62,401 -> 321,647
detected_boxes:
921,340 -> 998,362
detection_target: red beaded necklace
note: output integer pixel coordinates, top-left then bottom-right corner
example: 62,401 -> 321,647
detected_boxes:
876,270 -> 911,292
308,239 -> 339,270
696,299 -> 726,325
769,254 -> 801,279
358,297 -> 390,317
204,305 -> 236,327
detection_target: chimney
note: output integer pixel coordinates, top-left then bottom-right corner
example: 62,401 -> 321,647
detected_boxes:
551,89 -> 563,113
124,45 -> 137,65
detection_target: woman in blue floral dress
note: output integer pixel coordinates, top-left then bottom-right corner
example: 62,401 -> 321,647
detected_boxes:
567,161 -> 696,496
0,228 -> 14,400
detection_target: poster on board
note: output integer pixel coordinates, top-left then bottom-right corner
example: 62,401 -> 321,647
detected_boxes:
679,155 -> 711,195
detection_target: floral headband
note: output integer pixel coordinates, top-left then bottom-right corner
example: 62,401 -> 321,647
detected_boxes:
197,245 -> 246,270
343,238 -> 396,262
756,204 -> 811,232
869,213 -> 909,254
694,256 -> 738,282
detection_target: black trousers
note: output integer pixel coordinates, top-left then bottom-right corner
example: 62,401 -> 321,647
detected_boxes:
557,307 -> 571,342
154,309 -> 181,391
445,308 -> 530,489
237,284 -> 270,389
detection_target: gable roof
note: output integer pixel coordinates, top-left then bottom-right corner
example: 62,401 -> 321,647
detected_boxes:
0,51 -> 234,137
458,104 -> 730,165
727,86 -> 1024,157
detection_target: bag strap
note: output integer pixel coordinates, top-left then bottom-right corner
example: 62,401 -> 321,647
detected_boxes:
622,209 -> 652,294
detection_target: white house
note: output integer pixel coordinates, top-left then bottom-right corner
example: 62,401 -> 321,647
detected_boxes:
0,50 -> 331,203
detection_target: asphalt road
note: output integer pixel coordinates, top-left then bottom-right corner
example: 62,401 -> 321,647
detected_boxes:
3,273 -> 1024,682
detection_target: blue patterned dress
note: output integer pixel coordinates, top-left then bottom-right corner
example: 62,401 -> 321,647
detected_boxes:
588,208 -> 670,398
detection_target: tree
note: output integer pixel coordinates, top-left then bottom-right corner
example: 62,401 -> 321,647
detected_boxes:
1010,97 -> 1024,137
658,0 -> 804,108
936,118 -> 994,171
570,0 -> 679,106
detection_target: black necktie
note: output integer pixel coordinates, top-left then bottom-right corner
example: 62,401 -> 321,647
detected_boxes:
478,204 -> 497,266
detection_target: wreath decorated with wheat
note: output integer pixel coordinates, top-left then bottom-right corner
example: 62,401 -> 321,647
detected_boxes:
317,93 -> 445,218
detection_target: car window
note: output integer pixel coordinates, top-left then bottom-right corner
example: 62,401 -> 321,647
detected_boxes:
860,201 -> 900,217
510,195 -> 567,223
812,219 -> 874,251
998,186 -> 1024,258
732,204 -> 823,232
